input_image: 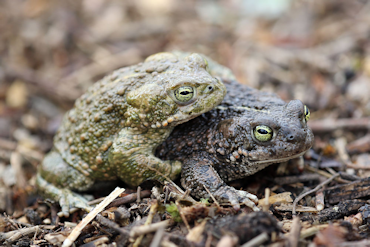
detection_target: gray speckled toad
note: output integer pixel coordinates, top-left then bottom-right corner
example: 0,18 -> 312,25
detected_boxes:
36,52 -> 226,216
156,80 -> 314,211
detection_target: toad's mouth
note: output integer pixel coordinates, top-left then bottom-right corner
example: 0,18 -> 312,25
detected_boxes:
251,150 -> 308,165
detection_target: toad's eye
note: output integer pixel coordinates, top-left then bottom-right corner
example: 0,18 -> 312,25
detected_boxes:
253,125 -> 273,142
304,105 -> 310,122
174,86 -> 195,103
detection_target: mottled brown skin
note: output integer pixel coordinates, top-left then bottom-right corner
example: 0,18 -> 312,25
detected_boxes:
156,80 -> 314,210
36,52 -> 226,216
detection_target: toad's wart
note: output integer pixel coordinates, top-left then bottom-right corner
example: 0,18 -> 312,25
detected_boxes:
37,52 -> 226,216
156,80 -> 314,211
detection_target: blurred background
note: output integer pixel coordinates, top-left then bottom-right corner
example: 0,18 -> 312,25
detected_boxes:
1,0 -> 370,212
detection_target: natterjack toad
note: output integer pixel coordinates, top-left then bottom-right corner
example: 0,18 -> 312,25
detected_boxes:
37,52 -> 226,216
156,80 -> 314,211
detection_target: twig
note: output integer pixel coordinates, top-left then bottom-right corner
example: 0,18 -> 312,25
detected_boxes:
95,214 -> 123,234
175,201 -> 190,232
203,184 -> 220,207
316,190 -> 325,211
82,236 -> 109,246
164,182 -> 197,203
137,186 -> 142,203
346,134 -> 370,154
62,187 -> 125,247
287,217 -> 301,247
292,174 -> 339,216
130,220 -> 170,239
274,174 -> 321,185
300,224 -> 329,239
105,190 -> 151,209
346,163 -> 370,170
308,117 -> 370,132
263,188 -> 270,212
149,222 -> 167,247
241,232 -> 269,247
0,226 -> 40,243
133,201 -> 159,247
305,165 -> 348,184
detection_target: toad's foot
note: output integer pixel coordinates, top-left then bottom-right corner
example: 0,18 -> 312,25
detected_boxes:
36,174 -> 93,217
213,185 -> 259,211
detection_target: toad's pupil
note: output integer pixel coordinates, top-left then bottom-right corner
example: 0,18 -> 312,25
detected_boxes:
258,129 -> 268,134
181,91 -> 190,95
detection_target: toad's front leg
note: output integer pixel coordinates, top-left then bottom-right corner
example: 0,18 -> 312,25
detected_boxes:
181,155 -> 259,211
109,128 -> 182,187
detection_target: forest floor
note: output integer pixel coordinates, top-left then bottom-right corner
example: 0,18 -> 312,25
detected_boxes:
1,0 -> 370,246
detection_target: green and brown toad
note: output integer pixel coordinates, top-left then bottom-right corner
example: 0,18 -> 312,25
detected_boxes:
37,52 -> 226,216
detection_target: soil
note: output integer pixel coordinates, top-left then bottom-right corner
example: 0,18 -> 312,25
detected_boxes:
1,1 -> 370,246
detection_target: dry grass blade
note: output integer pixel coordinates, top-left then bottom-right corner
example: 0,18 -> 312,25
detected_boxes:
61,187 -> 125,247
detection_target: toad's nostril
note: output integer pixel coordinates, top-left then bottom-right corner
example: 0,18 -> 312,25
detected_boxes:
288,134 -> 294,141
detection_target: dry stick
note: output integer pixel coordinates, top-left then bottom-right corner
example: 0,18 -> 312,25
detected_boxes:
287,216 -> 302,247
95,214 -> 123,234
105,190 -> 151,209
133,200 -> 159,247
263,188 -> 270,212
274,174 -> 321,185
137,186 -> 142,203
0,226 -> 40,243
308,117 -> 370,132
292,174 -> 339,216
130,220 -> 170,239
164,182 -> 197,204
175,201 -> 191,232
149,223 -> 167,247
3,215 -> 32,229
300,224 -> 329,239
203,184 -> 220,207
241,232 -> 269,247
305,165 -> 348,184
62,187 -> 125,247
316,190 -> 325,211
346,163 -> 370,170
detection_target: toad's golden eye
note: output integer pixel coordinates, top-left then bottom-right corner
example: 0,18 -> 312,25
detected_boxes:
304,105 -> 310,122
174,86 -> 195,103
253,125 -> 273,142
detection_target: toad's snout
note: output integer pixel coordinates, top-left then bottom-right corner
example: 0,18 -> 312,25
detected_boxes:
282,127 -> 305,143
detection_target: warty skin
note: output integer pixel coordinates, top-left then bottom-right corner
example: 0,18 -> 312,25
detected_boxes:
156,80 -> 314,211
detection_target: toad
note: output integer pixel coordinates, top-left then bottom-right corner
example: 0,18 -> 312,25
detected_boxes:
156,80 -> 314,211
37,52 -> 226,216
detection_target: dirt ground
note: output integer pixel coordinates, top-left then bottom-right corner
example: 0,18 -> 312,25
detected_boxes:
1,0 -> 370,246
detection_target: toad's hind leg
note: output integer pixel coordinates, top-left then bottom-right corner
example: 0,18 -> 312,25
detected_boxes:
36,150 -> 94,217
